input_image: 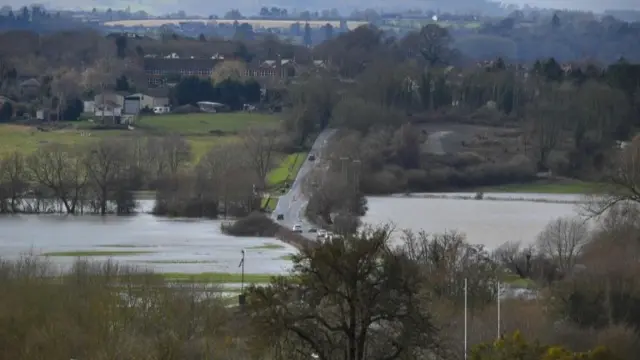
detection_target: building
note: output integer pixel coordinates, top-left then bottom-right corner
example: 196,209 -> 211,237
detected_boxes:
246,57 -> 297,79
144,58 -> 222,86
123,91 -> 170,113
94,92 -> 126,108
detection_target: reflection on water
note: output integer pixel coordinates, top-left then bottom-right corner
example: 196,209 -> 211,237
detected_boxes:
363,193 -> 581,250
0,201 -> 295,274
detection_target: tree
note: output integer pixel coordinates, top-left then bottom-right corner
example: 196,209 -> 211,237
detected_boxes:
239,127 -> 278,191
247,226 -> 441,360
51,68 -> 80,121
84,138 -> 133,215
417,24 -> 452,67
583,137 -> 640,217
210,59 -> 247,84
0,151 -> 29,213
0,101 -> 12,122
536,216 -> 589,273
27,143 -> 88,214
303,22 -> 312,47
402,230 -> 500,311
114,35 -> 127,58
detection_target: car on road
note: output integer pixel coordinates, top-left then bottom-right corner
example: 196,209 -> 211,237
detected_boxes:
276,214 -> 284,220
308,228 -> 317,233
292,224 -> 303,233
308,154 -> 316,161
317,229 -> 327,239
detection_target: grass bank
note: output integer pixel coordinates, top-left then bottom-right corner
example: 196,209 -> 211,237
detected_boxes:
137,112 -> 279,135
162,272 -> 277,283
475,180 -> 601,194
267,152 -> 307,187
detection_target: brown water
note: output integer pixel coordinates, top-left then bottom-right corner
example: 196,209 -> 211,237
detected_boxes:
363,193 -> 582,249
0,194 -> 583,273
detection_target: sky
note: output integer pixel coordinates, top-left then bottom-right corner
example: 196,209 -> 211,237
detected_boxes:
3,0 -> 640,15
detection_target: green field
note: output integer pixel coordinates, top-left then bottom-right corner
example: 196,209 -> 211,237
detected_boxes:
267,152 -> 307,187
0,113 -> 281,159
248,243 -> 286,250
137,113 -> 280,135
476,181 -> 601,194
162,272 -> 277,283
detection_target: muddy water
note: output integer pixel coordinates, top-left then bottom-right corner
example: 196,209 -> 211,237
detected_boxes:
1,194 -> 585,273
0,201 -> 296,274
363,193 -> 582,250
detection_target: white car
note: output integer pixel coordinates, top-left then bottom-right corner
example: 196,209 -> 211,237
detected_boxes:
292,224 -> 303,233
317,230 -> 327,239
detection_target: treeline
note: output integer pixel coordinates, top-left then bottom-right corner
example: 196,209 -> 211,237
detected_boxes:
294,25 -> 640,193
0,133 -> 276,217
171,76 -> 261,110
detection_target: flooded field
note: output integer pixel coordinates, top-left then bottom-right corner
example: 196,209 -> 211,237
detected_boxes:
0,201 -> 296,275
1,194 -> 588,274
363,193 -> 583,250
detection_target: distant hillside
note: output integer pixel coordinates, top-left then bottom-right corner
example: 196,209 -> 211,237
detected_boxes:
3,0 -> 640,17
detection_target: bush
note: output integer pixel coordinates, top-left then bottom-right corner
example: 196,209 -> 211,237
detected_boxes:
221,212 -> 280,237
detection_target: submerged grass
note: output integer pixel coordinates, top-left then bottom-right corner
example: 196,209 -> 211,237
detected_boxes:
162,272 -> 277,283
42,250 -> 154,257
247,243 -> 286,250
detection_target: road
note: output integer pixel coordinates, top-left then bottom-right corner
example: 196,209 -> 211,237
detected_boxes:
271,129 -> 336,238
425,131 -> 452,155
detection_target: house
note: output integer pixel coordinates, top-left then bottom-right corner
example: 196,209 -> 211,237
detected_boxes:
19,78 -> 41,96
94,92 -> 125,108
83,100 -> 95,113
94,99 -> 123,124
144,58 -> 222,86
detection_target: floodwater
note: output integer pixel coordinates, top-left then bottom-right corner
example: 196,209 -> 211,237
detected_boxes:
1,194 -> 587,273
363,193 -> 583,250
0,201 -> 296,275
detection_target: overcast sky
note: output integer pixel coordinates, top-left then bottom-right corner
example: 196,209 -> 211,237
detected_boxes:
4,0 -> 640,15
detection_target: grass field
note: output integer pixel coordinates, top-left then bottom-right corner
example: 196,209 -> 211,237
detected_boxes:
162,272 -> 277,283
104,18 -> 368,30
476,181 -> 601,194
0,113 -> 281,159
137,113 -> 280,135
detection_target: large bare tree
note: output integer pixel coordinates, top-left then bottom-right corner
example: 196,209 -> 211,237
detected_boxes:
240,127 -> 278,191
84,137 -> 131,215
28,144 -> 88,214
51,68 -> 81,121
536,216 -> 589,273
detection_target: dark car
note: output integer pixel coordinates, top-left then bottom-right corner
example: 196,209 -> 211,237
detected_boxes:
276,214 -> 284,220
308,154 -> 316,161
308,228 -> 317,233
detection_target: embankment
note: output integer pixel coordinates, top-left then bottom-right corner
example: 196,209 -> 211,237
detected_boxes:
221,212 -> 315,251
395,193 -> 588,205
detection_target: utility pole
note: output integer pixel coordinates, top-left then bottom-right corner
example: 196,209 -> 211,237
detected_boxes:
497,281 -> 501,339
464,278 -> 468,360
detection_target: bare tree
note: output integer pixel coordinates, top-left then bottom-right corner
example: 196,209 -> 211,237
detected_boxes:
583,137 -> 640,217
28,143 -> 88,214
536,216 -> 589,273
0,152 -> 29,213
82,57 -> 123,124
51,68 -> 81,121
210,59 -> 247,83
240,127 -> 278,191
198,142 -> 257,216
84,138 -> 130,215
402,230 -> 500,311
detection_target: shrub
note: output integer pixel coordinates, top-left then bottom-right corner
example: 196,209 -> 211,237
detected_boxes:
221,212 -> 280,237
